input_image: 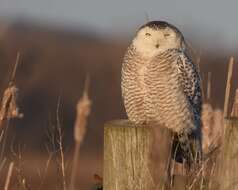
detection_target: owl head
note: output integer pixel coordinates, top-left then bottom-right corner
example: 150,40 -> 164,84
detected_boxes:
132,21 -> 186,57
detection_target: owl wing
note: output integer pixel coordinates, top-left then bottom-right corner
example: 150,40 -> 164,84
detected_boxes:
174,52 -> 203,164
176,52 -> 202,115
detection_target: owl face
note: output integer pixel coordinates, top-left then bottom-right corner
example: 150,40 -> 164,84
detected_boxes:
132,21 -> 184,58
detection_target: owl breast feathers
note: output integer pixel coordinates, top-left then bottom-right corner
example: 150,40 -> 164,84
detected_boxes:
121,45 -> 202,134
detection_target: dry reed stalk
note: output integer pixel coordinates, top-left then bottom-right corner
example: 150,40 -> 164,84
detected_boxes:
69,76 -> 91,190
0,157 -> 7,172
201,103 -> 223,154
187,159 -> 208,190
223,57 -> 234,119
4,162 -> 14,190
231,89 -> 238,117
207,72 -> 212,100
10,52 -> 21,83
58,128 -> 66,190
56,95 -> 67,190
39,153 -> 53,190
11,143 -> 31,190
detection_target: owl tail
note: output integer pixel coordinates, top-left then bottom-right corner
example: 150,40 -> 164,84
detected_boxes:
172,129 -> 202,171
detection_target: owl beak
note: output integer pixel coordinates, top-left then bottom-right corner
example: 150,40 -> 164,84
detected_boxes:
155,44 -> 160,48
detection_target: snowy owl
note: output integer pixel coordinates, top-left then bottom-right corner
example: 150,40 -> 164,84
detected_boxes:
121,21 -> 202,163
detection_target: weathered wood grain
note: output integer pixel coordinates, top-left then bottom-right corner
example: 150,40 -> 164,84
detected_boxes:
103,120 -> 173,190
219,119 -> 238,190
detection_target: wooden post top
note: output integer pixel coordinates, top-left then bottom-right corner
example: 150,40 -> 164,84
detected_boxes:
104,119 -> 173,132
103,119 -> 173,190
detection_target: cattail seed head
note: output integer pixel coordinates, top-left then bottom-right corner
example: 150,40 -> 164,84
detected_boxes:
201,103 -> 223,154
0,85 -> 23,127
73,76 -> 91,144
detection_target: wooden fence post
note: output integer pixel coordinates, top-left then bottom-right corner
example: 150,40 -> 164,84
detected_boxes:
219,118 -> 238,190
103,120 -> 173,190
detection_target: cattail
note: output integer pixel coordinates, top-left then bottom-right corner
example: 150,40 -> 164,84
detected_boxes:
74,80 -> 91,143
212,109 -> 223,141
0,85 -> 23,127
69,75 -> 91,190
231,89 -> 238,117
201,103 -> 213,153
0,52 -> 23,127
201,103 -> 223,154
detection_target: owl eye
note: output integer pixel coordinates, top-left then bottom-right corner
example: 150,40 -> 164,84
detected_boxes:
164,33 -> 170,37
145,33 -> 151,36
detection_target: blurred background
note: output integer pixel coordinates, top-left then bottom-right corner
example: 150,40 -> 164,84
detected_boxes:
0,0 -> 238,189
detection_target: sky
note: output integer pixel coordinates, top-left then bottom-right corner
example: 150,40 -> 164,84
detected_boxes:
0,0 -> 238,50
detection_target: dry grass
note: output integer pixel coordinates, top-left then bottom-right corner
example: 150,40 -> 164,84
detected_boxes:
0,47 -> 236,190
